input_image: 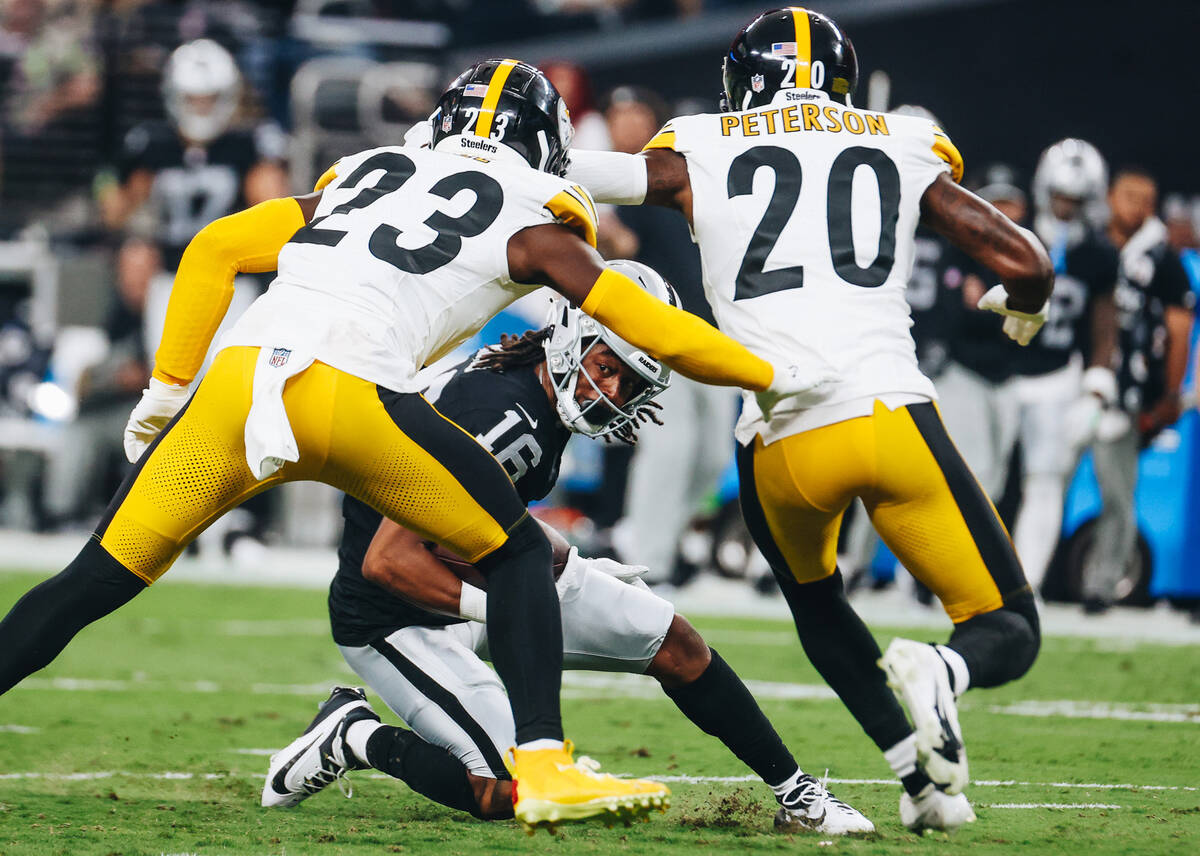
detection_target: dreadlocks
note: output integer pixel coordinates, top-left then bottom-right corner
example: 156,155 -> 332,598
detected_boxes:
470,328 -> 665,446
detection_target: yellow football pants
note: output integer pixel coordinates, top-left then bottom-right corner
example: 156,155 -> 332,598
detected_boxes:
738,400 -> 1030,623
96,346 -> 527,583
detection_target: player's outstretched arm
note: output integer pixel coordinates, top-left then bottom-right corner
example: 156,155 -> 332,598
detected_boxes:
152,193 -> 319,385
510,223 -> 775,389
920,173 -> 1053,312
566,148 -> 692,215
123,194 -> 319,462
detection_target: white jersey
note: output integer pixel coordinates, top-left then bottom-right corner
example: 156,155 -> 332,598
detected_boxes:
223,146 -> 598,392
645,91 -> 962,444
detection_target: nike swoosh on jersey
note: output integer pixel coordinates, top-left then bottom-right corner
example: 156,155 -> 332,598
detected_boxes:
515,402 -> 538,428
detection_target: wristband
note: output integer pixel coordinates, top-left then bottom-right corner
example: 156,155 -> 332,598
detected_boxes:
459,582 -> 488,623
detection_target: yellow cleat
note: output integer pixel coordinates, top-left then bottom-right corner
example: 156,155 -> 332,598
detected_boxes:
508,739 -> 670,833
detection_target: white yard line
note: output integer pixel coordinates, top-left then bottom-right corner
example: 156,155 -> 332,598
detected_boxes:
2,769 -> 1189,803
986,700 -> 1200,723
0,724 -> 39,733
984,803 -> 1122,810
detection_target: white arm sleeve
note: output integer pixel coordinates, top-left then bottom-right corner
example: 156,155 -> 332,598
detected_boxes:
566,149 -> 648,205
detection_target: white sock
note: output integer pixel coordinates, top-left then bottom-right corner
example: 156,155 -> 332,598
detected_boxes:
769,767 -> 806,799
345,719 -> 383,766
936,645 -> 971,698
517,738 -> 564,752
884,734 -> 919,779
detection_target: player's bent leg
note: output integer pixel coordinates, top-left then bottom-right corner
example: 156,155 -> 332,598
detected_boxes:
871,402 -> 1041,795
736,431 -> 932,806
0,540 -> 146,694
647,621 -> 873,835
0,347 -> 277,695
735,436 -> 915,756
323,386 -> 563,746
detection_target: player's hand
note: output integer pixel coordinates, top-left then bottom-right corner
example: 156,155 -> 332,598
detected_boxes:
756,358 -> 840,420
1067,367 -> 1119,448
564,546 -> 649,585
123,377 -> 190,463
977,284 -> 1048,346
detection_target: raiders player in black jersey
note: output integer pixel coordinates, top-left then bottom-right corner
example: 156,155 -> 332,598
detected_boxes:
102,38 -> 287,368
937,143 -> 1118,591
264,264 -> 873,836
1083,167 -> 1195,612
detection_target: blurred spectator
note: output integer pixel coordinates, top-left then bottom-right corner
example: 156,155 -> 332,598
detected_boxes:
543,61 -> 609,150
97,38 -> 287,371
1084,167 -> 1195,613
40,236 -> 158,524
606,86 -> 736,586
0,0 -> 102,232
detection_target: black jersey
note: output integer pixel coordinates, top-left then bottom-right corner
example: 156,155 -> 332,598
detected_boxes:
1112,223 -> 1194,413
328,356 -> 572,647
947,229 -> 1118,381
119,121 -> 284,269
905,228 -> 954,379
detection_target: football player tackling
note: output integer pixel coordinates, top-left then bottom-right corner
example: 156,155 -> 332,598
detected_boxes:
0,60 -> 833,831
264,269 -> 871,834
567,8 -> 1054,831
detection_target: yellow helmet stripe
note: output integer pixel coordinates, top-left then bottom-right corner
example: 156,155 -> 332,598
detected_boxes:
789,7 -> 812,89
475,59 -> 518,140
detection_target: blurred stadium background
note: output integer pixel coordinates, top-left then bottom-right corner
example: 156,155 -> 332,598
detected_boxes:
1,0 -> 1199,626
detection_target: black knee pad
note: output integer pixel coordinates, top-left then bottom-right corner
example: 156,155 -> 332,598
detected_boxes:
948,593 -> 1040,688
472,514 -> 550,578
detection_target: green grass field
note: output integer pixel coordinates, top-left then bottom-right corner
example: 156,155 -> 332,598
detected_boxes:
1,570 -> 1197,855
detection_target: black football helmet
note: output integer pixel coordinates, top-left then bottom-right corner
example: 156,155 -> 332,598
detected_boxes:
722,7 -> 858,112
431,59 -> 573,176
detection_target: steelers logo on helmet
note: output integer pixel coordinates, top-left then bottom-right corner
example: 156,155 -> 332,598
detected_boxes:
543,260 -> 676,438
722,7 -> 858,112
431,59 -> 572,176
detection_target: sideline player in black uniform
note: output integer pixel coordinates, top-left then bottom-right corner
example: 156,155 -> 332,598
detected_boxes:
1084,167 -> 1195,611
265,273 -> 871,834
939,141 -> 1118,591
102,37 -> 288,389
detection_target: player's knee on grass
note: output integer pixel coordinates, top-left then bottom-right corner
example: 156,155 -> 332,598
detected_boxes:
948,593 -> 1040,688
646,615 -> 712,689
467,773 -> 514,820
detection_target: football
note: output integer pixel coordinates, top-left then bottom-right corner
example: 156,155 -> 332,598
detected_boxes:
428,518 -> 571,590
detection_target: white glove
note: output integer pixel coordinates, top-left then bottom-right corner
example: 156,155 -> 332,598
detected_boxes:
755,358 -> 841,421
1096,408 -> 1132,443
123,377 -> 190,463
564,546 -> 650,585
1065,395 -> 1103,448
977,284 -> 1049,346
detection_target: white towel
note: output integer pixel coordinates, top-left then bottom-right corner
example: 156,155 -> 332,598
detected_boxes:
244,345 -> 315,480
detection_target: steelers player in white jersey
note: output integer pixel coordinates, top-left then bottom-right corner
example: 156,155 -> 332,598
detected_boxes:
0,59 -> 831,832
565,8 -> 1055,831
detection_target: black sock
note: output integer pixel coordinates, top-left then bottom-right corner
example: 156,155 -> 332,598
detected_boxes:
947,593 -> 1040,688
474,514 -> 562,744
776,569 -> 913,751
0,539 -> 146,695
366,725 -> 486,817
662,648 -> 798,788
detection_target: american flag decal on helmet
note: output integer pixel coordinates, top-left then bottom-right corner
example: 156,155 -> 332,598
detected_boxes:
771,41 -> 798,56
463,83 -> 489,98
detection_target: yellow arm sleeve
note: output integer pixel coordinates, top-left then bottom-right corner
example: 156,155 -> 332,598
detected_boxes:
152,197 -> 306,385
580,269 -> 773,391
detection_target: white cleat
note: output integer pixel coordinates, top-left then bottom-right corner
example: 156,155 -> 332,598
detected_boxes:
774,774 -> 875,835
900,785 -> 976,832
261,686 -> 378,808
879,638 -> 968,794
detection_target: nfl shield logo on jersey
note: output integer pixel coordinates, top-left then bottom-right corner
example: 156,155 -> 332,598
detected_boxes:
751,73 -> 765,93
269,348 -> 291,368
